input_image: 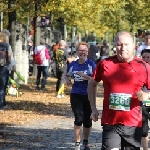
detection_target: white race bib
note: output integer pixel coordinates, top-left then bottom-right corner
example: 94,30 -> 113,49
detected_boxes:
109,93 -> 132,111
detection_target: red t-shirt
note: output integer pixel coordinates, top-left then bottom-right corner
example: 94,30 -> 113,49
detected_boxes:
93,55 -> 150,127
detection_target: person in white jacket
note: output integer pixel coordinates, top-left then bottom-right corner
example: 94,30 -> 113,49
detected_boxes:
34,38 -> 50,91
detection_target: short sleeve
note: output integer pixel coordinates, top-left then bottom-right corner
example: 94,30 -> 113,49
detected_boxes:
92,60 -> 103,82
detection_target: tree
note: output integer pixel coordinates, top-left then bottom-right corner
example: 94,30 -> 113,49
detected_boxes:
1,0 -> 150,43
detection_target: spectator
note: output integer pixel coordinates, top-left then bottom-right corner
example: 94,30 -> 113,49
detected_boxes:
54,40 -> 74,98
71,42 -> 76,56
100,40 -> 110,60
52,41 -> 59,53
27,40 -> 34,76
0,32 -> 11,110
27,40 -> 34,56
136,31 -> 150,57
1,29 -> 16,109
87,44 -> 98,62
34,38 -> 50,91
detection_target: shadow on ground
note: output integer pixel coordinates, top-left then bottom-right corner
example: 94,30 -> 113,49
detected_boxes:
7,100 -> 73,118
0,126 -> 102,150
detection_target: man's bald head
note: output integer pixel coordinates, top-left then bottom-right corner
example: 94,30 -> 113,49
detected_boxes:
59,40 -> 66,48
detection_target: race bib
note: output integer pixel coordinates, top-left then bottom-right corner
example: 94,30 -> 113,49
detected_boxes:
109,93 -> 132,111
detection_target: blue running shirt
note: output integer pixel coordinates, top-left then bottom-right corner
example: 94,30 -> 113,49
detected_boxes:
67,59 -> 96,95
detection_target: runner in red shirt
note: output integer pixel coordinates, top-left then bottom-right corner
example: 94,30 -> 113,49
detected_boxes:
88,31 -> 150,150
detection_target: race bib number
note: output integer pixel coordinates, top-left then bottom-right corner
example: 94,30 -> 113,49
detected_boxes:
109,93 -> 132,111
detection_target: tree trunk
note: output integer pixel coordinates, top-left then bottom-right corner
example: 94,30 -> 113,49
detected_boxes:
7,0 -> 16,79
32,0 -> 41,76
8,0 -> 16,54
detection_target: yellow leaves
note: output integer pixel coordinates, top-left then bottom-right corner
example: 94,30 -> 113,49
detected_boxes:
1,0 -> 149,36
102,0 -> 116,5
86,2 -> 92,7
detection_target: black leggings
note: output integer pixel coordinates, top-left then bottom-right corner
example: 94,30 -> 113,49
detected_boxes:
70,93 -> 92,128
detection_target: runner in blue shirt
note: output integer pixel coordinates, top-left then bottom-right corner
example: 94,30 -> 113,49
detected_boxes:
65,42 -> 96,150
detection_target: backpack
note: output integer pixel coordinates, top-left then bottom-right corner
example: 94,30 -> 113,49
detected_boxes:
33,48 -> 45,65
0,42 -> 9,66
55,49 -> 66,70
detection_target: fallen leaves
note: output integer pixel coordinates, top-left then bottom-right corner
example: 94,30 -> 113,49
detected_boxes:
0,76 -> 103,127
0,77 -> 71,126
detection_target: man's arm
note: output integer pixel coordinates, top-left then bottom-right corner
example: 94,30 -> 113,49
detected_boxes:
88,78 -> 98,110
88,78 -> 99,122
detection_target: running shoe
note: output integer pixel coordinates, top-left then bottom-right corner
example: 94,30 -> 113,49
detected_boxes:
56,94 -> 62,98
75,144 -> 81,150
82,142 -> 90,150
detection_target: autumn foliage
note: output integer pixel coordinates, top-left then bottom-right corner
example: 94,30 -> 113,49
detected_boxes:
0,0 -> 150,37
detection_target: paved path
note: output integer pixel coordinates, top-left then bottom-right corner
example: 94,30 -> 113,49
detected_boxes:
0,95 -> 150,149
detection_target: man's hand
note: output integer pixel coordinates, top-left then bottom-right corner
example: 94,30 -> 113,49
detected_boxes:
136,90 -> 149,101
90,108 -> 100,122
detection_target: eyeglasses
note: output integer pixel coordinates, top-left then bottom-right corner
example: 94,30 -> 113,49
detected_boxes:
78,49 -> 88,52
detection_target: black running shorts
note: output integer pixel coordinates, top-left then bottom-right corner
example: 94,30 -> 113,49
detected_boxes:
101,124 -> 142,150
70,93 -> 92,128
